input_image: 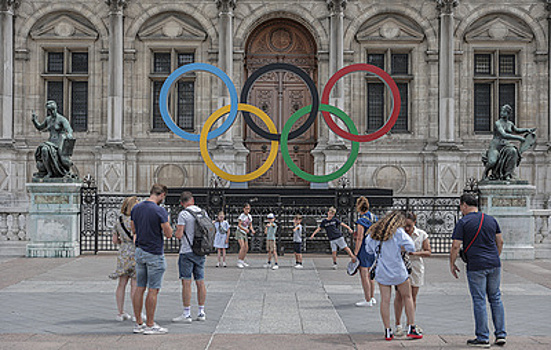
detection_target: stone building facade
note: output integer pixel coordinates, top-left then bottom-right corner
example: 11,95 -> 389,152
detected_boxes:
0,0 -> 550,211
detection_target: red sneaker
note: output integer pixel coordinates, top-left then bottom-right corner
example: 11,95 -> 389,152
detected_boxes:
385,328 -> 394,341
407,325 -> 423,339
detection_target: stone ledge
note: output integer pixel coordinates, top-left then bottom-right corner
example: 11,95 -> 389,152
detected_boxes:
0,241 -> 27,257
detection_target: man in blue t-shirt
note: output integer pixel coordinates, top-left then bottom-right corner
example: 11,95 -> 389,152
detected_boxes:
131,184 -> 173,335
310,206 -> 356,269
450,194 -> 506,348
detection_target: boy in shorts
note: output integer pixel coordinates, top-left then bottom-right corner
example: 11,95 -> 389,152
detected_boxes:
263,213 -> 279,270
293,215 -> 304,269
310,207 -> 356,269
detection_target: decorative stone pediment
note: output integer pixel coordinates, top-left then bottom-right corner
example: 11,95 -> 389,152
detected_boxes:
356,17 -> 424,43
30,14 -> 98,40
138,15 -> 207,41
465,16 -> 533,43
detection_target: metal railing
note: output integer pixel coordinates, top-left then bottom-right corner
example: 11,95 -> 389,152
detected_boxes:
80,185 -> 460,254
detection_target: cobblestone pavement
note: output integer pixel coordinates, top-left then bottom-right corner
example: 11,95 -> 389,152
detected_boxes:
1,254 -> 550,349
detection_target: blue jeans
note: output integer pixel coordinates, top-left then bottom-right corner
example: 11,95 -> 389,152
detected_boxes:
135,247 -> 167,289
466,267 -> 507,341
178,253 -> 206,281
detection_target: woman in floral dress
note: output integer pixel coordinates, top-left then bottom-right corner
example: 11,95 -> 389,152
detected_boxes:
109,196 -> 139,321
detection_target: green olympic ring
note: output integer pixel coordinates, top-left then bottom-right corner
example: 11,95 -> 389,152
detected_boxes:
280,104 -> 359,183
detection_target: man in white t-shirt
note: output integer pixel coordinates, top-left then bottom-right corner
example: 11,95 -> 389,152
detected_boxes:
172,191 -> 209,323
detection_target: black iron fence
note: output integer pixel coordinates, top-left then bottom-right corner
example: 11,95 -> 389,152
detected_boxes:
80,185 -> 460,255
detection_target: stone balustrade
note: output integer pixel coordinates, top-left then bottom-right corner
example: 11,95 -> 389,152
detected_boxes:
534,209 -> 551,244
0,209 -> 28,241
534,209 -> 551,259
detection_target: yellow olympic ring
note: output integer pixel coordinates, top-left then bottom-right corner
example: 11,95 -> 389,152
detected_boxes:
200,103 -> 278,182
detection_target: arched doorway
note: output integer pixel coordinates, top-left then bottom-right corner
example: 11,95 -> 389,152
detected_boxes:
244,19 -> 318,187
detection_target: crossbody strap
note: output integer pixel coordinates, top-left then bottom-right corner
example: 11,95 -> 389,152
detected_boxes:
464,213 -> 485,253
119,215 -> 133,240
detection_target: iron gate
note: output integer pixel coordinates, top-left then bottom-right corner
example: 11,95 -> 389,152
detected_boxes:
80,184 -> 460,254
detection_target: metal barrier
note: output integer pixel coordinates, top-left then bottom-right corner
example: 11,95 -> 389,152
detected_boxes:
80,184 -> 459,255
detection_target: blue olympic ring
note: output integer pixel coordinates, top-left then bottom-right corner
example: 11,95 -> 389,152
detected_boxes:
159,63 -> 239,142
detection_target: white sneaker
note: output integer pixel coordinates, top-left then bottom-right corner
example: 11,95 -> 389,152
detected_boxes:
263,262 -> 271,268
133,323 -> 146,334
394,325 -> 404,337
222,262 -> 227,268
242,261 -> 250,267
237,262 -> 245,269
294,264 -> 304,269
172,313 -> 192,323
370,297 -> 377,305
143,323 -> 168,335
272,264 -> 279,270
116,312 -> 132,321
355,300 -> 373,307
197,313 -> 206,321
216,262 -> 220,267
332,264 -> 338,270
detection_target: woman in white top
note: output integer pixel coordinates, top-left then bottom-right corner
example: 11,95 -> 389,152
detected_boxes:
365,210 -> 422,341
393,211 -> 431,336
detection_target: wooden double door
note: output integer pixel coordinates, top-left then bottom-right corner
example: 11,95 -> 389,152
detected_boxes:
244,19 -> 317,187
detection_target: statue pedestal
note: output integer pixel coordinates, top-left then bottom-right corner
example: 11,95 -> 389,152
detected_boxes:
479,183 -> 536,260
25,183 -> 82,258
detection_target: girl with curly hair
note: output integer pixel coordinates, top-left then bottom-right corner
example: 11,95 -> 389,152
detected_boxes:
365,210 -> 422,341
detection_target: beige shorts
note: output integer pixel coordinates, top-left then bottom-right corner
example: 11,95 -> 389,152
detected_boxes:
266,240 -> 276,252
410,261 -> 424,287
235,229 -> 248,241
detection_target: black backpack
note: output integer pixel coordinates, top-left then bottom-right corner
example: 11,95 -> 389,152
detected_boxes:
183,208 -> 216,256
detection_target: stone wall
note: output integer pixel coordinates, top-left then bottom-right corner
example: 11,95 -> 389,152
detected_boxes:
0,0 -> 548,204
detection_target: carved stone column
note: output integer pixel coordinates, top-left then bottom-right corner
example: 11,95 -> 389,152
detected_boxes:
326,0 -> 347,147
215,0 -> 236,145
0,0 -> 18,143
106,0 -> 127,144
437,0 -> 458,146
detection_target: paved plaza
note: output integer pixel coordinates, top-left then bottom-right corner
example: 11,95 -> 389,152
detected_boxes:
0,254 -> 550,349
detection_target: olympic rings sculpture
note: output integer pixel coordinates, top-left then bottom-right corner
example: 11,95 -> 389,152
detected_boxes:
160,62 -> 401,183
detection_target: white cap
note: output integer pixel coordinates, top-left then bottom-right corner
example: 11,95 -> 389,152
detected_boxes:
267,213 -> 275,219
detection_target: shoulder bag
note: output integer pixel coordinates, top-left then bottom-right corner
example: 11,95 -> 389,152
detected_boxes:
369,240 -> 382,280
459,213 -> 485,263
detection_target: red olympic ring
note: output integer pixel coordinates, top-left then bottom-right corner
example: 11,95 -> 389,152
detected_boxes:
321,63 -> 401,142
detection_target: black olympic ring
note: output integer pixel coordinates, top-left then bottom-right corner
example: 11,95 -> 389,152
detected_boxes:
240,63 -> 319,141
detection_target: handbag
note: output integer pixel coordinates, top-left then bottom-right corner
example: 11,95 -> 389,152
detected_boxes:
459,213 -> 485,263
369,241 -> 382,280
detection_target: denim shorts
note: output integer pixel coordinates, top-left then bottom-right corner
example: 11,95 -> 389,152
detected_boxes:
135,247 -> 167,289
329,237 -> 348,252
357,247 -> 375,268
178,252 -> 206,281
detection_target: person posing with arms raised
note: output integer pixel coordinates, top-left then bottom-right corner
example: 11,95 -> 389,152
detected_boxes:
393,211 -> 431,337
172,191 -> 209,324
131,184 -> 173,335
450,194 -> 506,348
365,210 -> 422,341
311,207 -> 356,270
235,203 -> 255,268
353,197 -> 378,307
